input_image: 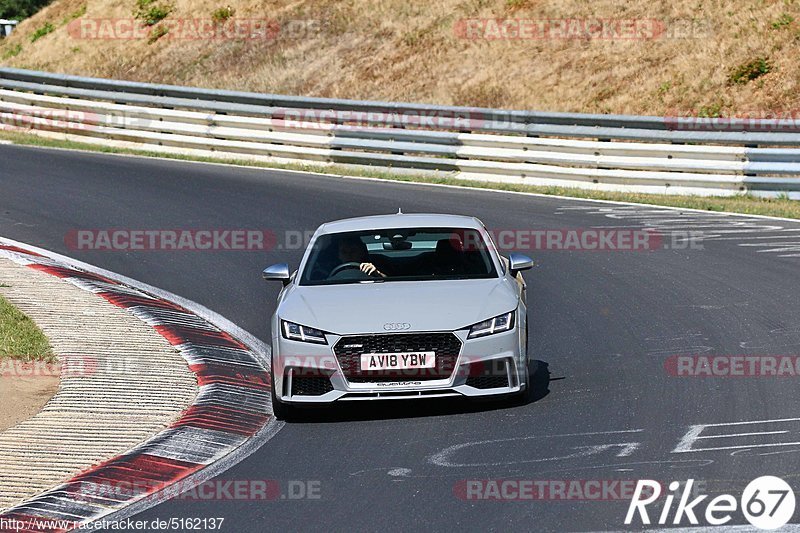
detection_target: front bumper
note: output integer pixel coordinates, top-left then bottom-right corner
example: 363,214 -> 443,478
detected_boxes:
271,326 -> 526,404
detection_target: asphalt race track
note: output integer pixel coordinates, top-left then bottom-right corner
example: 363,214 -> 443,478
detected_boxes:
3,144 -> 800,531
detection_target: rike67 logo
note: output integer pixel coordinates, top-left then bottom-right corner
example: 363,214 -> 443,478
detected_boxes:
625,476 -> 796,530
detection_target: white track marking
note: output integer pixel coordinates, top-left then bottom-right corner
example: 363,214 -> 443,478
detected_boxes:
559,204 -> 800,259
740,241 -> 800,247
428,430 -> 643,467
674,418 -> 800,453
710,229 -> 800,240
695,431 -> 789,439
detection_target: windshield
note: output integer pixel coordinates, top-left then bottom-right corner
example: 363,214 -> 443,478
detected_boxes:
299,227 -> 499,285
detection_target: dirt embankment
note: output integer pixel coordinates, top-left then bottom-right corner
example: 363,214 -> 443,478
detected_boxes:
1,0 -> 799,117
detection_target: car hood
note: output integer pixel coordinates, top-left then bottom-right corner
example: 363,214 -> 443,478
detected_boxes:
278,278 -> 519,335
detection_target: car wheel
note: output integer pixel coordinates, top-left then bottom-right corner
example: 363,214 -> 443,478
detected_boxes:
511,382 -> 532,406
511,359 -> 534,406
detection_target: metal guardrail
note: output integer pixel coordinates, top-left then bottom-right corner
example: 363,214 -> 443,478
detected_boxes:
0,19 -> 17,37
1,67 -> 799,198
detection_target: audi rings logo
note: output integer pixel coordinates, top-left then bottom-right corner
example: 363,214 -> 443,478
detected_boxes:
383,322 -> 412,331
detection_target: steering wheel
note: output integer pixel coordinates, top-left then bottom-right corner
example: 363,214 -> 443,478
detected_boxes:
329,262 -> 363,277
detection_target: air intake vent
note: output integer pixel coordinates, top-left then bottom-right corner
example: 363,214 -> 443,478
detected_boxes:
466,359 -> 510,389
289,371 -> 334,396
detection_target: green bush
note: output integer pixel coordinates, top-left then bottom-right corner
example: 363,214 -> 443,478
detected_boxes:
0,0 -> 53,20
728,57 -> 771,84
505,0 -> 530,8
134,0 -> 173,27
29,21 -> 54,42
771,13 -> 794,29
1,43 -> 22,59
211,6 -> 234,23
61,4 -> 86,25
147,24 -> 168,43
698,102 -> 723,118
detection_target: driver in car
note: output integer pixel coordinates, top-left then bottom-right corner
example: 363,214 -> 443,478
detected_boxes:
335,237 -> 388,278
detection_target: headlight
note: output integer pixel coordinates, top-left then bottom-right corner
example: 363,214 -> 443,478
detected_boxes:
281,320 -> 328,344
467,311 -> 515,339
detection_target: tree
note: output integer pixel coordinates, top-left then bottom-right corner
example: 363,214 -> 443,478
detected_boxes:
0,0 -> 54,20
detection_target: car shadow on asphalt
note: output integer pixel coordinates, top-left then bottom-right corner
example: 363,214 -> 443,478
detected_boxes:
285,360 -> 551,423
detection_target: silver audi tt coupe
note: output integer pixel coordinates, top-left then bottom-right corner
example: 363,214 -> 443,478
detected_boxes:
262,213 -> 533,419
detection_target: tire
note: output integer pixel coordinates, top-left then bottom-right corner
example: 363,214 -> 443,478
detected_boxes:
511,359 -> 534,406
511,381 -> 533,406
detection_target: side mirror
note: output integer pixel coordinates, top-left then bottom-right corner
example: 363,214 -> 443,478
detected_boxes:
508,253 -> 534,275
262,263 -> 291,286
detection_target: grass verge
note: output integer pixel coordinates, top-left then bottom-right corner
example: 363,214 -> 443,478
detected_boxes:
2,128 -> 800,220
0,292 -> 53,362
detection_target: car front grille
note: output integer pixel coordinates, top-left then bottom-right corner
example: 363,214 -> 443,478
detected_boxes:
333,332 -> 462,383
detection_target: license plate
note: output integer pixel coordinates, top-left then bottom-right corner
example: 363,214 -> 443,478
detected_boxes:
360,351 -> 436,371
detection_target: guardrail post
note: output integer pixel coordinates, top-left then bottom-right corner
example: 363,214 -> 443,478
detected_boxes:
390,123 -> 405,155
744,144 -> 758,177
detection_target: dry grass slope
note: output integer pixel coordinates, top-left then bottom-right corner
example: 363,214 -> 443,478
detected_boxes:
1,0 -> 799,115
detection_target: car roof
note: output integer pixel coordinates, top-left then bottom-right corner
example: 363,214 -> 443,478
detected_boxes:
317,213 -> 485,235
